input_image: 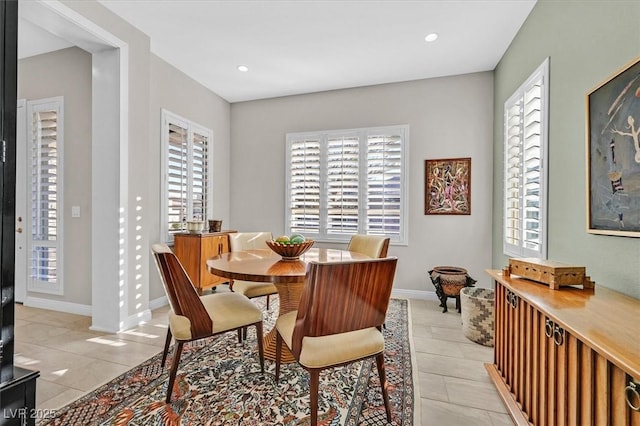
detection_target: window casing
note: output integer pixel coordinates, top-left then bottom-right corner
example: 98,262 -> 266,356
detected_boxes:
286,125 -> 408,244
161,109 -> 213,243
27,97 -> 64,295
503,58 -> 549,258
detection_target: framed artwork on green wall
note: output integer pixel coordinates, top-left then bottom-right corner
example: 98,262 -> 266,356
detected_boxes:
586,56 -> 640,237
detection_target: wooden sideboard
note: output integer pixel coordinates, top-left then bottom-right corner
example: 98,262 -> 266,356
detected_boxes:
173,231 -> 236,294
486,269 -> 640,426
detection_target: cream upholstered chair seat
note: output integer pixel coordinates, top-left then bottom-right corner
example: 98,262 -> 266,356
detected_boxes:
274,257 -> 398,425
229,232 -> 278,309
231,280 -> 278,299
152,244 -> 264,403
276,311 -> 384,369
347,234 -> 390,258
168,292 -> 263,340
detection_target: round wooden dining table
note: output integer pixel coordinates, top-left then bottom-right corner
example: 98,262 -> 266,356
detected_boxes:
207,247 -> 370,362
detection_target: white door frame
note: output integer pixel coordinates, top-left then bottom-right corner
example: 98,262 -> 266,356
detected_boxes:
20,0 -> 133,331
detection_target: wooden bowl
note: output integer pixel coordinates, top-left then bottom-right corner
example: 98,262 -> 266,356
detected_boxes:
266,240 -> 315,260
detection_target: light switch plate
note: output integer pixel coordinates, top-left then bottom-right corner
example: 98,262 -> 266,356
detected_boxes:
72,206 -> 80,218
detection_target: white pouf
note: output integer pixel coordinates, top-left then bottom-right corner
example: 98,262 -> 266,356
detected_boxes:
460,287 -> 495,347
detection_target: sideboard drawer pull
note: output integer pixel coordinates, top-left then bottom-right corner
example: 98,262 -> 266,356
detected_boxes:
553,325 -> 564,346
506,291 -> 519,309
626,382 -> 640,411
545,319 -> 554,338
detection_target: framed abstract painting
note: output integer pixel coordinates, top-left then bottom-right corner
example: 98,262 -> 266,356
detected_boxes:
424,157 -> 471,215
586,56 -> 640,237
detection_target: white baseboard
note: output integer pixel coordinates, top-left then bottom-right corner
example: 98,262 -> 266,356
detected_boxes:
23,296 -> 92,316
122,309 -> 152,330
391,288 -> 439,301
24,296 -> 161,332
149,295 -> 168,310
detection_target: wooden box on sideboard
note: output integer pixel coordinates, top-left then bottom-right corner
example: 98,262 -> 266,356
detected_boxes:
507,257 -> 594,290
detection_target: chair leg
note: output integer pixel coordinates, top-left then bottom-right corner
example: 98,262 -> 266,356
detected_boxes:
375,352 -> 392,422
266,294 -> 270,310
237,329 -> 242,344
166,341 -> 184,403
255,322 -> 265,374
309,369 -> 320,426
161,328 -> 172,368
275,332 -> 282,381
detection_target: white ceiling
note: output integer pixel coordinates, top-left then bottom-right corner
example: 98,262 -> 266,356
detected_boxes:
19,0 -> 537,103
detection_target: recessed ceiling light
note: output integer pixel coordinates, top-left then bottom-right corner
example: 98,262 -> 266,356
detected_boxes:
237,65 -> 249,72
425,33 -> 439,42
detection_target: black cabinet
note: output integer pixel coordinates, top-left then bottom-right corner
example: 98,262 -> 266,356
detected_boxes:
0,367 -> 39,426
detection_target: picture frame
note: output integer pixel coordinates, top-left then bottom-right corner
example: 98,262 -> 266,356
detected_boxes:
424,157 -> 471,215
586,56 -> 640,237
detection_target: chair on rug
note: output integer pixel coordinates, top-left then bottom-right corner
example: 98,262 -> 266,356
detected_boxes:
347,234 -> 390,258
274,257 -> 398,425
228,232 -> 278,310
348,234 -> 391,328
151,244 -> 264,403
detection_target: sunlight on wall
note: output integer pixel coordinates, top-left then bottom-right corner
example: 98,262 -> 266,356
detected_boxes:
134,196 -> 144,315
119,206 -> 126,329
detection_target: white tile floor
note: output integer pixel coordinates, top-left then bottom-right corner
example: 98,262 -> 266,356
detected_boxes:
13,292 -> 513,425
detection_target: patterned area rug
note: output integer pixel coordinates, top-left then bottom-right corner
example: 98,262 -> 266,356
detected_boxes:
41,298 -> 414,425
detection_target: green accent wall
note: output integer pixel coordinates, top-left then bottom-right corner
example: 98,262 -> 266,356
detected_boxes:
493,0 -> 640,297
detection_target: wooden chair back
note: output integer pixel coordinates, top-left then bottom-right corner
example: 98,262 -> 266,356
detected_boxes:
347,235 -> 390,258
151,244 -> 212,339
291,257 -> 398,358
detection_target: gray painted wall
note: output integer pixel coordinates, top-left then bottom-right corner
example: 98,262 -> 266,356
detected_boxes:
18,47 -> 93,305
493,0 -> 640,298
231,72 -> 495,291
148,53 -> 231,300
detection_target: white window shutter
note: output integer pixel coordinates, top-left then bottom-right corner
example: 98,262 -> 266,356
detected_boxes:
167,122 -> 188,236
28,97 -> 64,294
191,128 -> 209,221
326,135 -> 359,235
503,58 -> 548,258
289,137 -> 321,235
366,131 -> 403,239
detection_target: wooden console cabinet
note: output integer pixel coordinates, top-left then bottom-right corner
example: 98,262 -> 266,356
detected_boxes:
486,269 -> 640,426
173,231 -> 236,294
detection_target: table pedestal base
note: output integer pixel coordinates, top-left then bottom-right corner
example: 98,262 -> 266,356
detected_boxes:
262,281 -> 304,363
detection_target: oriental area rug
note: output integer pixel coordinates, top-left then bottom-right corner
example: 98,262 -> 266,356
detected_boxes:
41,298 -> 415,425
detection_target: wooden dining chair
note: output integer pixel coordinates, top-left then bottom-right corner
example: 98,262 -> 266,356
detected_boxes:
151,244 -> 264,403
347,234 -> 390,258
228,232 -> 278,310
348,234 -> 391,328
274,257 -> 398,425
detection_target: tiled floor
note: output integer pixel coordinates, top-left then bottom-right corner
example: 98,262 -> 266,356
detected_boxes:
13,292 -> 513,425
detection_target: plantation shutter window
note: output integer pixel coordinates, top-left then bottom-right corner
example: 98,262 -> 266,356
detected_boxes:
161,110 -> 213,243
327,135 -> 360,235
191,129 -> 209,222
167,122 -> 188,236
286,125 -> 408,244
27,97 -> 64,295
366,132 -> 403,236
503,58 -> 549,258
289,138 -> 321,234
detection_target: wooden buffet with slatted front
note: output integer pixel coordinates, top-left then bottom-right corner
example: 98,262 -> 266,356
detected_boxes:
486,269 -> 640,426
